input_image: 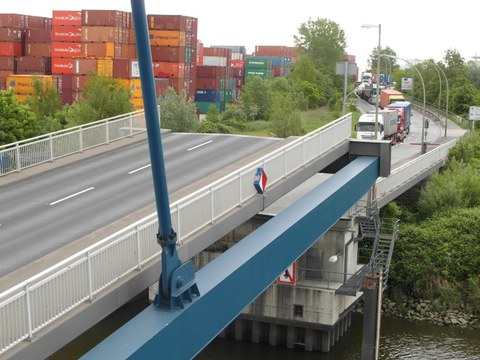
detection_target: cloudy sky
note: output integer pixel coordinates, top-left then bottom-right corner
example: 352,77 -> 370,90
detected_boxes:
3,0 -> 478,71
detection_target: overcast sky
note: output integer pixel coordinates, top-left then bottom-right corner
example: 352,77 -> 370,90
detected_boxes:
3,1 -> 478,72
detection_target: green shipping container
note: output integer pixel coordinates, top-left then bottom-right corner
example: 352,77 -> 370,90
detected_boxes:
245,69 -> 272,79
196,101 -> 222,114
246,58 -> 271,69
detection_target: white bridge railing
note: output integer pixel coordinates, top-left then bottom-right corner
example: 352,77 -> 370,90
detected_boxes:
0,114 -> 352,355
0,109 -> 151,176
375,140 -> 458,200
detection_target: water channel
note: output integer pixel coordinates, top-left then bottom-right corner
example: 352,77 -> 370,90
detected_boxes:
50,294 -> 480,359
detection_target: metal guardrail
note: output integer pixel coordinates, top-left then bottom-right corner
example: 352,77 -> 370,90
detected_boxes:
375,139 -> 458,200
0,114 -> 352,355
0,109 -> 151,176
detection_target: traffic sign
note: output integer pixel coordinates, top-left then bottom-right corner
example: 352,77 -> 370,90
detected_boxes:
401,77 -> 413,91
277,262 -> 296,285
253,167 -> 267,194
469,106 -> 480,121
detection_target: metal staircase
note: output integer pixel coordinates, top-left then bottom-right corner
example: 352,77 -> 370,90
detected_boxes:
336,200 -> 399,296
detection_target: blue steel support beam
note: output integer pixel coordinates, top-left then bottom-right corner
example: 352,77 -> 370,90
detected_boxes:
130,0 -> 198,307
81,156 -> 379,360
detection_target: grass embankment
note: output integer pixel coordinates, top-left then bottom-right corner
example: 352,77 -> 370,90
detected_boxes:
233,107 -> 361,138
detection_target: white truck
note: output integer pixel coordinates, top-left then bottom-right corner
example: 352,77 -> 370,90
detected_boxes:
355,109 -> 400,143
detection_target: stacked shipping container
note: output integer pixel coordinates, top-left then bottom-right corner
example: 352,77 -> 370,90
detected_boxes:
147,14 -> 198,101
0,13 -> 62,100
0,10 -> 301,115
195,46 -> 232,114
253,45 -> 299,77
211,45 -> 246,100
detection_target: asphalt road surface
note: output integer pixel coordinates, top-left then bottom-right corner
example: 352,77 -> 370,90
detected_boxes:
0,133 -> 281,277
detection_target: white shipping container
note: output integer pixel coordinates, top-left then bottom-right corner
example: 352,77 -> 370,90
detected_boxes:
202,56 -> 227,67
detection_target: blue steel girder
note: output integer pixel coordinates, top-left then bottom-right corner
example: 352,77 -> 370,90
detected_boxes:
81,156 -> 379,360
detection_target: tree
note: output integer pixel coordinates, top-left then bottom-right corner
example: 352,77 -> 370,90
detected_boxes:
238,76 -> 272,121
65,74 -> 133,127
270,92 -> 303,138
0,90 -> 39,145
158,87 -> 198,132
294,18 -> 346,73
24,76 -> 63,133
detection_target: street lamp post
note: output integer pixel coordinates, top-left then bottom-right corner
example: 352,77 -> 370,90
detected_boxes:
432,62 -> 449,137
362,24 -> 381,140
385,55 -> 427,154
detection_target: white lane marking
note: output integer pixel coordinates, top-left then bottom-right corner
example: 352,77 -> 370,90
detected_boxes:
128,164 -> 151,175
49,187 -> 95,206
187,140 -> 213,151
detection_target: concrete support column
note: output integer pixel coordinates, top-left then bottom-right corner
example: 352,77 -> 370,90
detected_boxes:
234,319 -> 244,341
251,321 -> 260,343
335,322 -> 340,342
304,328 -> 314,352
269,323 -> 278,346
286,326 -> 295,349
321,330 -> 331,352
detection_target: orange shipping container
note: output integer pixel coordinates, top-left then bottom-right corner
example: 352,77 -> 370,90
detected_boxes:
81,42 -> 120,58
52,42 -> 83,58
148,30 -> 185,47
7,75 -> 54,95
52,26 -> 82,42
152,62 -> 185,78
52,58 -> 74,74
97,58 -> 113,77
52,11 -> 82,27
119,78 -> 142,98
14,94 -> 30,102
130,97 -> 143,111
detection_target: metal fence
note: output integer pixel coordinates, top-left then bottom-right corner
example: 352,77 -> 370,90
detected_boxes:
375,139 -> 458,200
0,114 -> 352,355
0,109 -> 150,176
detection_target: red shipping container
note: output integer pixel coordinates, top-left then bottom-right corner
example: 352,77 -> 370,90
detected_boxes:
152,62 -> 185,78
230,67 -> 243,78
167,77 -> 189,93
230,60 -> 245,68
25,43 -> 52,57
0,14 -> 25,28
151,46 -> 191,63
120,44 -> 137,59
73,58 -> 98,75
0,56 -> 17,72
17,56 -> 51,74
0,70 -> 13,78
113,59 -> 139,78
61,88 -> 74,104
0,42 -> 23,57
52,26 -> 82,42
60,74 -> 73,90
147,15 -> 197,33
203,47 -> 231,58
52,42 -> 82,58
82,10 -> 124,27
24,15 -> 51,29
82,26 -> 121,43
196,65 -> 226,78
0,77 -> 6,91
195,77 -> 224,90
25,28 -> 52,43
0,28 -> 23,43
72,75 -> 89,90
51,58 -> 74,74
52,11 -> 82,28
